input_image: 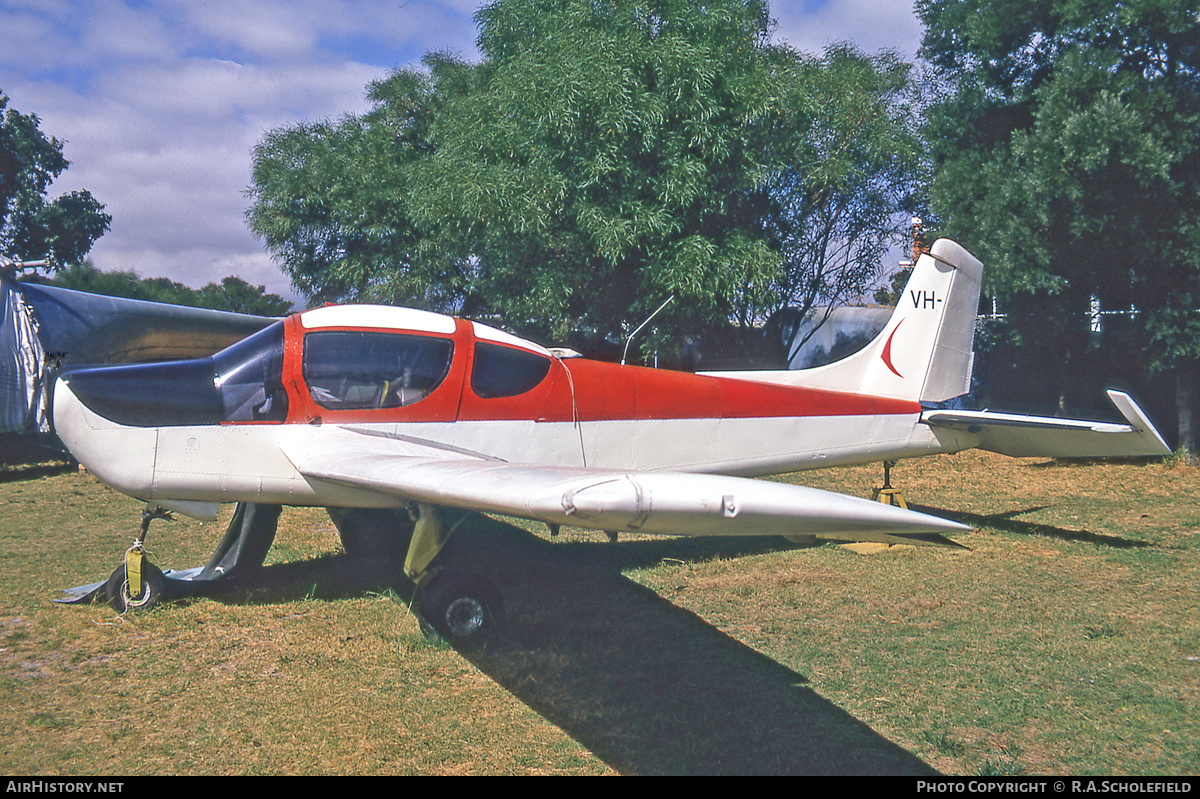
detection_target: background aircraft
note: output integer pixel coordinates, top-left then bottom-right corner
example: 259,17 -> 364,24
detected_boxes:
47,239 -> 1170,642
0,273 -> 274,462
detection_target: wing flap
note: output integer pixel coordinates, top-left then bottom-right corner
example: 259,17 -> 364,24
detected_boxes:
281,428 -> 971,544
923,390 -> 1171,458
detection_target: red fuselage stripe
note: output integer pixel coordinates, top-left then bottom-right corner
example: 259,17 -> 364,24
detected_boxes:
280,315 -> 921,425
517,359 -> 921,423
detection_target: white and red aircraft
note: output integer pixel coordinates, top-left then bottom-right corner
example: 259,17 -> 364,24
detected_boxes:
51,239 -> 1170,640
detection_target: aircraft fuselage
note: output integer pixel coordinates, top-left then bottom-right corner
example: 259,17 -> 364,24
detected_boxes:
53,304 -> 960,516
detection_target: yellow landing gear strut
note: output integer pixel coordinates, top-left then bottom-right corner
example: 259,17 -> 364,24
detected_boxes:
124,545 -> 145,602
403,503 -> 462,587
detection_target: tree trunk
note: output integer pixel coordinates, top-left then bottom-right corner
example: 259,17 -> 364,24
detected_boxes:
1178,364 -> 1196,462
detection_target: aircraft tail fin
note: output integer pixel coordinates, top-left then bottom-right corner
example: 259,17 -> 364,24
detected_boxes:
710,238 -> 984,403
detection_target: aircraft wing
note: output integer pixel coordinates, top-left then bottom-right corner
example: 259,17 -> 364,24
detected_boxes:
922,390 -> 1171,458
281,428 -> 971,547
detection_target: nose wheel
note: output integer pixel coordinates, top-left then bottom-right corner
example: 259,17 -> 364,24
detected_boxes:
104,505 -> 172,613
105,554 -> 167,613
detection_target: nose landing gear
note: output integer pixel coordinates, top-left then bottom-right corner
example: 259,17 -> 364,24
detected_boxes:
105,552 -> 167,613
104,505 -> 173,613
57,501 -> 282,609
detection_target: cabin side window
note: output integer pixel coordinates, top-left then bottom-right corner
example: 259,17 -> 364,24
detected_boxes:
302,331 -> 454,410
470,341 -> 552,399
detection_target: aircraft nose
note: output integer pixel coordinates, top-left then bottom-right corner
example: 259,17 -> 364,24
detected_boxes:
52,376 -> 87,444
59,360 -> 223,427
52,375 -> 159,498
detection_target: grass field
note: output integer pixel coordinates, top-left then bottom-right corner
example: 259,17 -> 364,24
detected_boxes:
0,450 -> 1197,775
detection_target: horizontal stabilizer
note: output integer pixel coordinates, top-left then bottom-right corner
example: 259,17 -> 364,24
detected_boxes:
923,391 -> 1171,458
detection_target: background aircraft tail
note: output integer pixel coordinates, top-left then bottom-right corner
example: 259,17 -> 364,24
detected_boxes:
711,238 -> 984,403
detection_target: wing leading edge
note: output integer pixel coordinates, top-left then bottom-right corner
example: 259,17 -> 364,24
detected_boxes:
281,428 -> 971,547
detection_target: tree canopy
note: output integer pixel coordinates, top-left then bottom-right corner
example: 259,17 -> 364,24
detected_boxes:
918,0 -> 1200,451
32,262 -> 294,317
247,0 -> 924,356
0,91 -> 110,269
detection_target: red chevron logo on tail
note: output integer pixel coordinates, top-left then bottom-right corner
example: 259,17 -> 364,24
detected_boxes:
881,320 -> 905,378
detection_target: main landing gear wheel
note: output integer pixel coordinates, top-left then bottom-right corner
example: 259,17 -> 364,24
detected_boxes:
416,573 -> 503,646
105,561 -> 166,613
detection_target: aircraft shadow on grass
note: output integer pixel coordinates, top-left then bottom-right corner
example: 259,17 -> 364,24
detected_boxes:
214,500 -> 1156,774
907,504 -> 1153,549
180,511 -> 940,776
64,490 -> 1154,774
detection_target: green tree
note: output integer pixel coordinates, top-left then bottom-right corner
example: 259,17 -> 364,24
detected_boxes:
37,262 -> 293,317
0,91 -> 110,269
194,276 -> 294,316
918,0 -> 1200,454
248,0 -> 923,359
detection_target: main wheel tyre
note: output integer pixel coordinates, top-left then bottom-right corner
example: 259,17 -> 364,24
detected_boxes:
105,561 -> 167,613
417,574 -> 502,645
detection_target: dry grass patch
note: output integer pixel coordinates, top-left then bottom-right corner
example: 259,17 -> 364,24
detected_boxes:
0,451 -> 1197,775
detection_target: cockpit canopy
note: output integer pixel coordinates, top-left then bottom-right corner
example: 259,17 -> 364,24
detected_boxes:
216,321 -> 288,422
62,321 -> 289,428
61,307 -> 559,429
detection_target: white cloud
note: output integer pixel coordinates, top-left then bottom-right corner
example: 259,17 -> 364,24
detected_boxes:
179,0 -> 327,60
80,0 -> 178,63
3,0 -> 924,307
772,0 -> 923,59
5,13 -> 393,300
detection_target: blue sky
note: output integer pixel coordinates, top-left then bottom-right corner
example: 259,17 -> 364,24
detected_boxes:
1,0 -> 924,307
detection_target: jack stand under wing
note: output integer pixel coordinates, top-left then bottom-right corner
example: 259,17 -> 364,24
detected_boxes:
872,460 -> 908,509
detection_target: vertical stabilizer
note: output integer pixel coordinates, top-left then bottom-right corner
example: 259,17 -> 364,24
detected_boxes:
711,239 -> 984,403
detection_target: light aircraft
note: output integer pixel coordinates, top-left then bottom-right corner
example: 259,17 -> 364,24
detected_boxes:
50,239 -> 1171,641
